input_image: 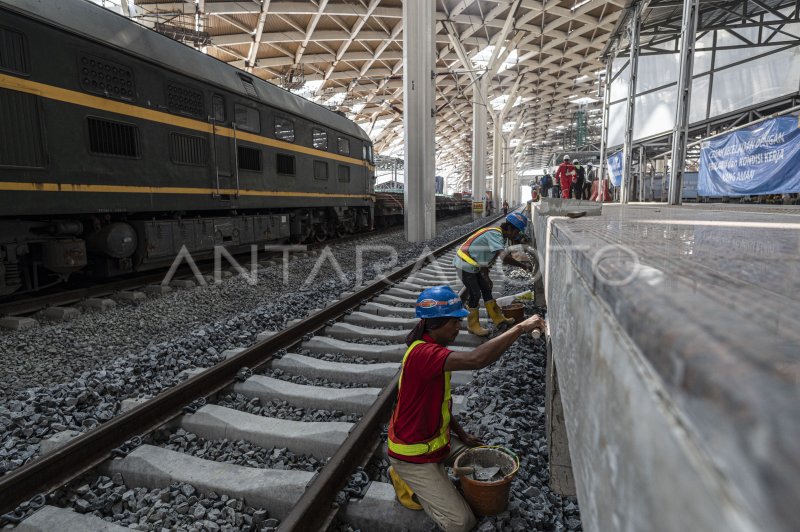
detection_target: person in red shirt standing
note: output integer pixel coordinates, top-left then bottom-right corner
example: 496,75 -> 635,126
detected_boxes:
554,154 -> 576,199
387,286 -> 545,531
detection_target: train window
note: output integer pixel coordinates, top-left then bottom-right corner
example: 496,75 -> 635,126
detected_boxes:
313,160 -> 328,180
338,137 -> 350,156
367,145 -> 374,164
79,54 -> 135,101
234,104 -> 260,133
277,153 -> 296,175
87,117 -> 140,158
237,146 -> 261,171
275,117 -> 295,143
0,27 -> 29,75
239,75 -> 258,99
338,165 -> 350,183
169,133 -> 208,166
362,145 -> 368,161
166,81 -> 203,117
312,128 -> 328,150
212,95 -> 225,123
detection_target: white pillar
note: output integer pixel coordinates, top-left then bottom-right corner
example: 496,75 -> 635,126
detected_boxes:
403,0 -> 435,241
597,59 -> 613,203
472,78 -> 488,218
492,117 -> 503,213
511,164 -> 519,205
669,0 -> 699,205
503,135 -> 511,205
638,145 -> 646,202
621,5 -> 641,205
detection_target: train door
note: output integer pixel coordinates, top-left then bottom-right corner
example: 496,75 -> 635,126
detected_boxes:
363,143 -> 374,196
211,94 -> 233,198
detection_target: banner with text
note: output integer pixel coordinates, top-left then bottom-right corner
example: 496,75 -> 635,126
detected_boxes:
699,115 -> 800,196
606,151 -> 624,187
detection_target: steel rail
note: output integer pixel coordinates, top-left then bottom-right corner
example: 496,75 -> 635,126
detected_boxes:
278,375 -> 400,532
278,213 -> 505,532
0,213 -> 501,518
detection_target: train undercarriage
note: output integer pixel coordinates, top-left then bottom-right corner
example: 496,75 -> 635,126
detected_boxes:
0,206 -> 372,296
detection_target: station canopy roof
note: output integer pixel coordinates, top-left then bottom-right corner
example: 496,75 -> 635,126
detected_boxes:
605,0 -> 798,54
120,0 -> 627,182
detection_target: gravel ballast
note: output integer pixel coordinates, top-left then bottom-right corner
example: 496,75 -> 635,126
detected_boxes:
2,213 -> 582,532
47,475 -> 276,531
0,216 -> 478,475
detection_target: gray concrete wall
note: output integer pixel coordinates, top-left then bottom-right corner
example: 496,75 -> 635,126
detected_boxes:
544,340 -> 575,496
540,213 -> 761,532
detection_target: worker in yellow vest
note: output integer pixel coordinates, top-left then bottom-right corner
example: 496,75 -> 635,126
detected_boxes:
453,213 -> 532,336
387,285 -> 545,531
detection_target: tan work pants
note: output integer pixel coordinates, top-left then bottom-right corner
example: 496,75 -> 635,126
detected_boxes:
388,437 -> 477,532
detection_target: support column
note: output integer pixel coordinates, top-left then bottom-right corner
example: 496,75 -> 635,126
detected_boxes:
669,0 -> 700,205
506,142 -> 514,205
472,78 -> 489,218
638,145 -> 646,202
511,164 -> 519,206
403,0 -> 436,241
621,4 -> 641,205
597,59 -> 613,203
492,117 -> 503,214
500,134 -> 508,205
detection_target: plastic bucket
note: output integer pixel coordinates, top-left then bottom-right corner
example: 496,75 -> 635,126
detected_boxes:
454,447 -> 519,516
502,303 -> 525,324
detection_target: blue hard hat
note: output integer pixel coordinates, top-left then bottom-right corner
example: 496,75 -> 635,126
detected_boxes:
506,213 -> 528,232
415,286 -> 469,319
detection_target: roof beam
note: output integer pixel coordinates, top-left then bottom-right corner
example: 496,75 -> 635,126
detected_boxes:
295,0 -> 329,65
149,2 -> 402,17
245,0 -> 272,73
486,0 -> 523,77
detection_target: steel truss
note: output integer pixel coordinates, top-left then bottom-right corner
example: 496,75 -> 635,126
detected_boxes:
599,0 -> 800,203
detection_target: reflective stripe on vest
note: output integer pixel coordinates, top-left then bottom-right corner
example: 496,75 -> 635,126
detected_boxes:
387,340 -> 452,457
456,227 -> 502,267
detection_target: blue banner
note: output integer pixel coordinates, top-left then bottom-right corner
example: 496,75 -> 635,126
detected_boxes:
606,151 -> 624,187
699,115 -> 800,196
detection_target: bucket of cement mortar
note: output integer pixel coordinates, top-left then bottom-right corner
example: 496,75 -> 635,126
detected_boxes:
454,446 -> 519,515
501,303 -> 524,324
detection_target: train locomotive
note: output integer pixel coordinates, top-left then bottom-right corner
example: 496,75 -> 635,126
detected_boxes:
0,0 -> 376,296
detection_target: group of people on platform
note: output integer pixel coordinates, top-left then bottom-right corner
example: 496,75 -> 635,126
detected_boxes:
537,155 -> 612,201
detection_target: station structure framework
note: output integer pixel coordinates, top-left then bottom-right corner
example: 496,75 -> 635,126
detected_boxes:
105,1 -> 626,208
599,0 -> 800,204
100,1 -> 800,221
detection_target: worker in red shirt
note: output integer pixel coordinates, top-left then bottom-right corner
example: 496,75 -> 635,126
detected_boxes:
387,285 -> 545,531
554,154 -> 576,199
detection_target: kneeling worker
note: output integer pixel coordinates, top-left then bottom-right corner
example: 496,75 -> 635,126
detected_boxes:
454,213 -> 532,336
387,286 -> 545,531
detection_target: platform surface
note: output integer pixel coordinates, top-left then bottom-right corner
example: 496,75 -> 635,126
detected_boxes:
535,202 -> 799,532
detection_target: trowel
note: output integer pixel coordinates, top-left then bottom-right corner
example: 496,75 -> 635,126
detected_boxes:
473,466 -> 502,481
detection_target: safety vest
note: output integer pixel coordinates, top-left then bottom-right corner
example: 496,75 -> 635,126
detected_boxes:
387,340 -> 452,458
456,227 -> 502,268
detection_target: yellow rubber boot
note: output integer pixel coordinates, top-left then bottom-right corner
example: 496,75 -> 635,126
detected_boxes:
388,466 -> 423,510
467,307 -> 489,337
486,299 -> 515,326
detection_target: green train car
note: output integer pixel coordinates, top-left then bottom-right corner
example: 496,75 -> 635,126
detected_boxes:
0,0 -> 375,295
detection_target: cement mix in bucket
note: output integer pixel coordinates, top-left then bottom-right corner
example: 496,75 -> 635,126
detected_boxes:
472,466 -> 502,482
455,447 -> 516,481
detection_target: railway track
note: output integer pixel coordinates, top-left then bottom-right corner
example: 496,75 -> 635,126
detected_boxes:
1,215 -> 504,532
